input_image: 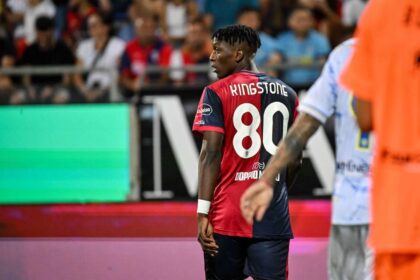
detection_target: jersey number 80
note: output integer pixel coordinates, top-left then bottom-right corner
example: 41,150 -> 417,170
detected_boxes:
233,102 -> 289,159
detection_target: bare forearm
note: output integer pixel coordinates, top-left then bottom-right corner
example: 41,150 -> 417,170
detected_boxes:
286,153 -> 302,190
198,148 -> 221,201
260,113 -> 321,185
198,133 -> 223,201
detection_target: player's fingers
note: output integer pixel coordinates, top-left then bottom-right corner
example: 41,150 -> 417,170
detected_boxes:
199,230 -> 218,247
243,206 -> 254,225
205,222 -> 213,236
199,236 -> 218,253
241,198 -> 256,225
198,239 -> 217,255
255,204 -> 269,222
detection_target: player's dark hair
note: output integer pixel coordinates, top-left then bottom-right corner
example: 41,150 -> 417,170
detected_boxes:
212,24 -> 261,54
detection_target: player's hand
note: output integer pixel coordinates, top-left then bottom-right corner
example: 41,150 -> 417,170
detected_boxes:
241,180 -> 274,224
197,213 -> 218,256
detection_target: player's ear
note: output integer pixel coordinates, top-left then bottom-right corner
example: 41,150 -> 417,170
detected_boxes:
235,49 -> 244,63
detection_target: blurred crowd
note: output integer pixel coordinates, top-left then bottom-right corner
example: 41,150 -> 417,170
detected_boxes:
0,0 -> 367,104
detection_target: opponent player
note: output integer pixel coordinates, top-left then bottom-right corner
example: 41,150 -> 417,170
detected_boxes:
193,24 -> 300,280
340,0 -> 420,278
241,38 -> 374,279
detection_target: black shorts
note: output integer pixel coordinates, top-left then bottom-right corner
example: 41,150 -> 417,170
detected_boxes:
204,233 -> 289,280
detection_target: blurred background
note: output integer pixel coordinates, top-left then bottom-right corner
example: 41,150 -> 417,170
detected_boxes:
0,0 -> 367,279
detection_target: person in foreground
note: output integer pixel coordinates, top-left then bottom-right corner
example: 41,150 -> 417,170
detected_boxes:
241,38 -> 374,280
193,24 -> 300,280
340,0 -> 420,278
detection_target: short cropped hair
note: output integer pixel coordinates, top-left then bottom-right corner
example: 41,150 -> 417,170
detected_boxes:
212,24 -> 261,54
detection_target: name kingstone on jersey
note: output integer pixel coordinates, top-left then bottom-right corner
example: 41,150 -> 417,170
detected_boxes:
229,82 -> 289,97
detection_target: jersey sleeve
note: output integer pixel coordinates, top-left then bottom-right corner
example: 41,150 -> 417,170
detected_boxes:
340,0 -> 378,101
299,53 -> 338,124
192,87 -> 224,134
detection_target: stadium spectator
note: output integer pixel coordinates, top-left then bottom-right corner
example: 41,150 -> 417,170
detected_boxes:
164,0 -> 198,45
93,0 -> 112,14
236,7 -> 281,75
119,14 -> 172,96
169,16 -> 211,85
202,0 -> 259,31
19,16 -> 75,104
63,0 -> 96,49
117,0 -> 165,42
298,0 -> 344,47
24,0 -> 56,45
74,12 -> 125,102
3,0 -> 26,40
259,0 -> 294,36
0,34 -> 16,104
341,0 -> 368,27
275,6 -> 331,88
104,0 -> 131,22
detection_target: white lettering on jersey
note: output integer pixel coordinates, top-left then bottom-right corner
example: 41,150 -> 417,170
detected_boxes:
230,82 -> 288,97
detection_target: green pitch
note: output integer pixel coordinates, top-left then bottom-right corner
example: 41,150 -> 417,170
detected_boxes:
0,104 -> 130,204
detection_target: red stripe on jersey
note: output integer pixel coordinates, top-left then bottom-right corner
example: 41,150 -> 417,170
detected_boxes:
206,72 -> 262,238
193,126 -> 224,134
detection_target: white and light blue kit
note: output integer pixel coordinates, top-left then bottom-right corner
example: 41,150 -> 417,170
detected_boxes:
299,39 -> 374,225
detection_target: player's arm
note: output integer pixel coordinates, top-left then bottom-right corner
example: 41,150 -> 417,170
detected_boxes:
285,152 -> 302,191
197,131 -> 223,255
355,97 -> 373,132
241,113 -> 321,223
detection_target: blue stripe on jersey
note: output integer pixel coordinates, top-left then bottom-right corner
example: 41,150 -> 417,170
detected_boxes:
253,74 -> 297,239
201,88 -> 225,129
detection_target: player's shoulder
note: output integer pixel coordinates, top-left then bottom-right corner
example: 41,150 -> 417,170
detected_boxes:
206,71 -> 246,94
328,38 -> 355,63
266,74 -> 298,99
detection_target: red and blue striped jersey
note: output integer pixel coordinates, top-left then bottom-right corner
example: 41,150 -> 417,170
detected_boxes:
193,70 -> 299,239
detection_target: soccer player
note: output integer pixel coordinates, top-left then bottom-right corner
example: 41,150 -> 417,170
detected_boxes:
193,24 -> 300,280
340,0 -> 420,278
241,38 -> 374,279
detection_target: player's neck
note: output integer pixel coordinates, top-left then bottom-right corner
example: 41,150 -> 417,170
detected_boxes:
234,60 -> 257,74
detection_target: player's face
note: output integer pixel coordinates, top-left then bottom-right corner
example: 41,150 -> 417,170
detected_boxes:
210,38 -> 237,79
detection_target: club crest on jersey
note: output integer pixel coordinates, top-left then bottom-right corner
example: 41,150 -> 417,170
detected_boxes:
197,103 -> 213,116
252,162 -> 265,170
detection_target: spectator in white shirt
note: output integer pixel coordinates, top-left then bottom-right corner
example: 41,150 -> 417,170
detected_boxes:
74,12 -> 125,102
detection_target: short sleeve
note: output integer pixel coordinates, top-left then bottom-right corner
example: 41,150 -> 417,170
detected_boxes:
299,54 -> 337,123
340,0 -> 378,101
192,87 -> 224,134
